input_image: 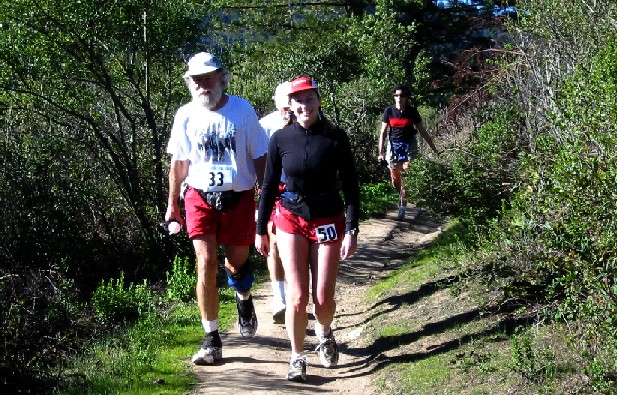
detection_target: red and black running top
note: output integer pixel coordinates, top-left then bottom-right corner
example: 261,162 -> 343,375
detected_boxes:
382,105 -> 422,143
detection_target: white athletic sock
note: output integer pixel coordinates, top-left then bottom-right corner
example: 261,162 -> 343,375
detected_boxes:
271,280 -> 286,305
291,351 -> 305,361
202,318 -> 219,334
315,323 -> 332,340
236,291 -> 250,300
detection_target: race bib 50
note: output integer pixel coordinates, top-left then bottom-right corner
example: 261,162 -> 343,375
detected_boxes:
315,223 -> 338,243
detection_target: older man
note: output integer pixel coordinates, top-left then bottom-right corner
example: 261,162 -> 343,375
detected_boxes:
165,52 -> 268,364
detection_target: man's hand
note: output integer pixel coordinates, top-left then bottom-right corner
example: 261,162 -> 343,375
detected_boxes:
165,203 -> 185,227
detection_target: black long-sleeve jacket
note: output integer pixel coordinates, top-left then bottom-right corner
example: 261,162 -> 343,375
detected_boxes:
256,118 -> 360,235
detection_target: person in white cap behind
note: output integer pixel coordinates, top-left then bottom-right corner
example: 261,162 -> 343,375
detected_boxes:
258,81 -> 294,324
165,52 -> 269,365
260,81 -> 294,139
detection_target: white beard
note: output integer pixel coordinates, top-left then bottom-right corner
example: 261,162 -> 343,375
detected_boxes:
192,85 -> 224,110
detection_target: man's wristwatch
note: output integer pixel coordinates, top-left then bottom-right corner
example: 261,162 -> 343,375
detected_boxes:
345,227 -> 359,237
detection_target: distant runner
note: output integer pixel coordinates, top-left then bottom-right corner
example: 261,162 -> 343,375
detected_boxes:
377,84 -> 438,220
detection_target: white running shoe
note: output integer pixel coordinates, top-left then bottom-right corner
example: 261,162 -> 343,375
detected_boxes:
315,330 -> 339,368
192,332 -> 222,365
287,355 -> 307,382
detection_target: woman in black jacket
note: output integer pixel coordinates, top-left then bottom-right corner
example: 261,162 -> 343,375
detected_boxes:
255,76 -> 360,382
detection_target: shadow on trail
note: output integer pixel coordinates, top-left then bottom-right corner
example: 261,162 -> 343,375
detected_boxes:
221,332 -> 289,350
340,301 -> 536,379
332,209 -> 535,381
387,313 -> 530,372
318,208 -> 537,385
199,365 -> 334,393
337,209 -> 444,288
365,275 -> 460,322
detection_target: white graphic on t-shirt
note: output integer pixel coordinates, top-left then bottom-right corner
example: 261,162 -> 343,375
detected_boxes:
193,119 -> 238,191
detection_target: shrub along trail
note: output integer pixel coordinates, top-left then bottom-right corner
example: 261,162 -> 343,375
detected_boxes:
191,207 -> 443,394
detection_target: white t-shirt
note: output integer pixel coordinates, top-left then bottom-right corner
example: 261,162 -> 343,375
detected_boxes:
259,110 -> 289,183
167,95 -> 269,192
259,110 -> 287,138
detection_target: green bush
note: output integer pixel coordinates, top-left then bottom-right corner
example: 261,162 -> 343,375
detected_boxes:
406,106 -> 522,229
486,38 -> 617,391
510,334 -> 556,381
91,272 -> 153,325
506,39 -> 617,315
0,268 -> 85,392
359,182 -> 398,219
165,255 -> 196,303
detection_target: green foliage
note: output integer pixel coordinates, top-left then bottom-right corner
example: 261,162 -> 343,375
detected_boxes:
406,106 -> 522,229
510,334 -> 556,381
335,75 -> 409,183
91,272 -> 154,325
57,303 -> 198,395
345,0 -> 414,94
421,3 -> 617,392
165,255 -> 196,303
501,37 -> 617,319
0,268 -> 85,391
482,26 -> 617,393
359,182 -> 398,219
57,287 -> 245,394
587,355 -> 617,394
0,2 -> 202,388
0,0 -> 206,279
215,1 -> 422,184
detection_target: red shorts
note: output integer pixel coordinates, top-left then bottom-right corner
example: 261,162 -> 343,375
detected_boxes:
184,187 -> 256,245
267,183 -> 287,233
273,201 -> 345,243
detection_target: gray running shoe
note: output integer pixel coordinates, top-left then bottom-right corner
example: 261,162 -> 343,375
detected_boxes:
315,330 -> 339,368
286,355 -> 307,382
236,294 -> 258,338
396,205 -> 406,221
192,331 -> 222,365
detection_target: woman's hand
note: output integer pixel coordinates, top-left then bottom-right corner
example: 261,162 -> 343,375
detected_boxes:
255,234 -> 270,257
340,233 -> 358,260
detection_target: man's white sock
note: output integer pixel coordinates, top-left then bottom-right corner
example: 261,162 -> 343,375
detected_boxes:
236,291 -> 250,300
202,318 -> 219,334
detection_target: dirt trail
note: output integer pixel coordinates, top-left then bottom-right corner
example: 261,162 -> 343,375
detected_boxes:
191,207 -> 443,394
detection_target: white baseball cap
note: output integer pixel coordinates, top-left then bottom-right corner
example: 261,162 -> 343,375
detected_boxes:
273,81 -> 291,109
184,52 -> 222,78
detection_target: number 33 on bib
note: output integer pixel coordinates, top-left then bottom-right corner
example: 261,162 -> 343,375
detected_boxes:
207,164 -> 235,191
